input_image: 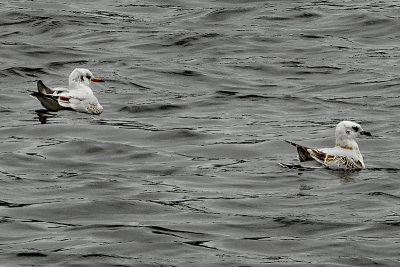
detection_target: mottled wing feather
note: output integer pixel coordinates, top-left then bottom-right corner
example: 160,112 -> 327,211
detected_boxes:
308,149 -> 326,163
310,152 -> 363,170
286,140 -> 364,171
325,155 -> 363,170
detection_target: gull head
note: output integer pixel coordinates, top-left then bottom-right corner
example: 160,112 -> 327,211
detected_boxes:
335,121 -> 371,148
69,68 -> 103,88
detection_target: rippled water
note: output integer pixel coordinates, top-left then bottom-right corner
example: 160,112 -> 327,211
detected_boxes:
1,0 -> 400,265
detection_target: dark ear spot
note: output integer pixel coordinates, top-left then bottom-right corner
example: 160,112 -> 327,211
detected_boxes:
352,126 -> 359,132
80,76 -> 84,82
346,130 -> 350,134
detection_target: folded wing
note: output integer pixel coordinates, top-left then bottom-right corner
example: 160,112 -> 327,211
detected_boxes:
30,80 -> 72,111
286,141 -> 364,170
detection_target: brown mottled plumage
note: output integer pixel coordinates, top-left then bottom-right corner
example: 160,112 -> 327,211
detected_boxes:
285,121 -> 371,170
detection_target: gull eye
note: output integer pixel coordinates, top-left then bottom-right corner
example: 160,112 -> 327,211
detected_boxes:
86,75 -> 91,80
352,126 -> 359,132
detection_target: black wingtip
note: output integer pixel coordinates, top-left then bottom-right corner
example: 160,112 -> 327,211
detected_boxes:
37,80 -> 54,94
285,140 -> 300,147
37,80 -> 43,90
30,91 -> 40,97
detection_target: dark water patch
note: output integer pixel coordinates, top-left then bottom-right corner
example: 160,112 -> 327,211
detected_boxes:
82,253 -> 129,259
42,140 -> 158,163
17,252 -> 47,257
172,36 -> 199,47
184,240 -> 216,250
257,15 -> 292,21
204,7 -> 254,22
89,10 -> 140,23
357,15 -> 393,27
166,33 -> 221,47
314,13 -> 397,39
4,216 -> 79,228
103,76 -> 151,91
1,44 -> 90,63
295,67 -> 339,75
299,34 -> 325,39
1,11 -> 65,36
0,152 -> 51,170
0,200 -> 30,208
93,118 -> 159,131
331,256 -> 391,267
295,12 -> 321,19
33,110 -> 58,125
0,11 -> 49,26
0,107 -> 12,113
367,167 -> 400,173
120,103 -> 185,113
32,18 -> 63,35
0,31 -> 22,38
149,226 -> 205,236
136,166 -> 181,177
313,96 -> 370,106
18,200 -> 181,224
381,221 -> 400,226
368,192 -> 400,200
306,65 -> 342,71
237,94 -> 271,100
176,143 -> 262,160
280,61 -> 303,67
149,199 -> 200,211
274,216 -> 316,226
68,224 -> 139,231
0,67 -> 48,78
273,216 -> 351,231
147,129 -> 207,141
128,81 -> 151,90
216,90 -> 238,96
216,90 -> 275,101
25,152 -> 46,160
0,170 -> 24,180
256,11 -> 321,22
164,70 -> 203,77
45,60 -> 89,70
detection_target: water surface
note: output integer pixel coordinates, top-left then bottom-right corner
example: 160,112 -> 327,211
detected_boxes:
1,0 -> 400,265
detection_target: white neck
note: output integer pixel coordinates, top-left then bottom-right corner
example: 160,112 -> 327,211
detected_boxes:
69,80 -> 90,90
335,137 -> 359,151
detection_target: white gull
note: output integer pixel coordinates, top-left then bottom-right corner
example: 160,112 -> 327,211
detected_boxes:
285,121 -> 371,170
30,68 -> 104,115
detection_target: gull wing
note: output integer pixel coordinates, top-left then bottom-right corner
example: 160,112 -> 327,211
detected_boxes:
55,94 -> 102,115
37,80 -> 54,94
30,91 -> 66,111
30,80 -> 73,111
285,140 -> 315,162
308,149 -> 364,170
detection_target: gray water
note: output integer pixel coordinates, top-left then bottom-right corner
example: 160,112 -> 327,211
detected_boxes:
1,0 -> 400,266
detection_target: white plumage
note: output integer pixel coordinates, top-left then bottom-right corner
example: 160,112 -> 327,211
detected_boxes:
285,121 -> 371,170
30,68 -> 104,115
